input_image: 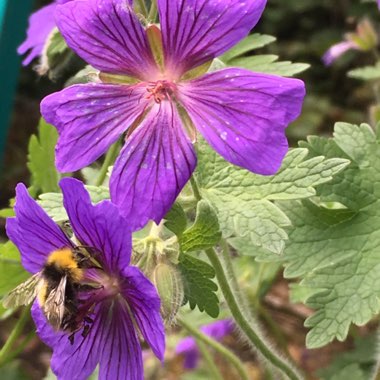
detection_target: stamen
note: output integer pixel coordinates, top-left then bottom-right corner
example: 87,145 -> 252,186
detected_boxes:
146,80 -> 176,103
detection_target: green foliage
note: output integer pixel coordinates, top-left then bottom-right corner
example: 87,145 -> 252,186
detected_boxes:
194,140 -> 349,256
181,200 -> 221,252
38,186 -> 110,221
164,202 -> 187,237
221,34 -> 276,61
0,241 -> 29,297
221,34 -> 309,77
27,118 -> 60,194
179,253 -> 219,318
318,335 -> 376,380
348,62 -> 380,81
282,122 -> 380,348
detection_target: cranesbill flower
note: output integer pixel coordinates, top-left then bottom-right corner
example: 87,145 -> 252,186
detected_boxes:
41,0 -> 305,230
322,19 -> 378,66
176,319 -> 234,369
18,0 -> 72,65
6,178 -> 165,380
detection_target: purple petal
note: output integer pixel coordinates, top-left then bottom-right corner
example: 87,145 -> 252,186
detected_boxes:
322,41 -> 358,66
110,101 -> 197,230
176,319 -> 233,369
179,68 -> 305,175
201,319 -> 234,338
40,83 -> 150,172
158,0 -> 267,76
175,337 -> 199,369
18,3 -> 57,65
32,300 -> 144,380
121,266 -> 165,360
60,178 -> 132,273
6,184 -> 72,274
55,0 -> 158,79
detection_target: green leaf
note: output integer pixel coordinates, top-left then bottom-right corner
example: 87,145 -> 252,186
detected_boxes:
0,241 -> 29,297
347,62 -> 380,80
194,140 -> 349,255
318,335 -> 376,380
228,55 -> 310,77
179,253 -> 219,318
0,208 -> 15,218
164,202 -> 187,237
181,200 -> 221,252
38,186 -> 110,221
282,123 -> 380,348
221,34 -> 276,62
27,118 -> 60,194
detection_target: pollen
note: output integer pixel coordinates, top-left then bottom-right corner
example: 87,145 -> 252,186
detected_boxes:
146,80 -> 176,103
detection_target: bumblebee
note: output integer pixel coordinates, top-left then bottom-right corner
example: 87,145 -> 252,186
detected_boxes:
3,247 -> 93,332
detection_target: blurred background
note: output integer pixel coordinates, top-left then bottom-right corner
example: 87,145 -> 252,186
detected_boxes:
0,0 -> 379,379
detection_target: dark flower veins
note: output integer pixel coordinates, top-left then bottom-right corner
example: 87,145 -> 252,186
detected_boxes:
6,178 -> 165,380
40,0 -> 306,230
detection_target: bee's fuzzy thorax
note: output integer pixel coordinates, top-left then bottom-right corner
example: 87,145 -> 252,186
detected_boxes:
45,248 -> 83,282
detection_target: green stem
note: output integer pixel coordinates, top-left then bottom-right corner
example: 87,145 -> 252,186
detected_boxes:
220,239 -> 244,305
0,306 -> 31,367
196,339 -> 224,380
205,248 -> 302,380
178,317 -> 249,380
189,176 -> 202,201
95,141 -> 120,186
135,0 -> 148,18
0,332 -> 35,366
148,0 -> 158,22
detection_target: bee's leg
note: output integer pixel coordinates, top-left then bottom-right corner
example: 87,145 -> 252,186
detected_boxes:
82,324 -> 91,339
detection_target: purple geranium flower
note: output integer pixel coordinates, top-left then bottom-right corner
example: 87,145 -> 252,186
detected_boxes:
6,178 -> 165,380
322,41 -> 359,66
41,0 -> 305,230
176,319 -> 234,369
18,0 -> 72,65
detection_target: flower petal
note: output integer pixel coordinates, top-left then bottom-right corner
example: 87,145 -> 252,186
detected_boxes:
40,83 -> 150,172
6,184 -> 72,274
32,300 -> 144,380
158,0 -> 267,75
322,41 -> 358,66
175,337 -> 199,369
18,3 -> 57,65
110,101 -> 197,230
179,68 -> 305,175
60,178 -> 132,272
121,266 -> 165,360
98,300 -> 144,380
56,0 -> 158,79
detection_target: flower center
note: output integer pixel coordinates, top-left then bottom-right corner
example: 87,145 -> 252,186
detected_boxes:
146,80 -> 176,103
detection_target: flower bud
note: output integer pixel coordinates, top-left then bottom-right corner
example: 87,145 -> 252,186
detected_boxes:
348,19 -> 378,51
152,262 -> 184,325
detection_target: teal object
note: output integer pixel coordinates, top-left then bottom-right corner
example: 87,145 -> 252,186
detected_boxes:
0,0 -> 34,172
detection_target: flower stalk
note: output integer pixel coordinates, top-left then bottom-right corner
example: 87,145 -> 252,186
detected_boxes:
0,305 -> 31,367
189,175 -> 302,380
178,317 -> 249,380
95,141 -> 119,186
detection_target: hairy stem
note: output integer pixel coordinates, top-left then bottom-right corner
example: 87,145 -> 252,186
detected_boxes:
189,174 -> 302,379
95,141 -> 120,187
178,317 -> 249,380
196,339 -> 224,380
0,306 -> 31,367
205,248 -> 302,380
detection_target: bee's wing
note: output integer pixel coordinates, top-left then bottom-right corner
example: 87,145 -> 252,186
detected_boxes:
2,273 -> 41,308
43,275 -> 67,330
